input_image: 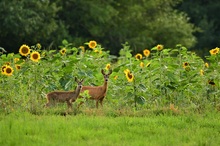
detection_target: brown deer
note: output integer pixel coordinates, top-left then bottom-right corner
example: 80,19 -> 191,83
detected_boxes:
79,69 -> 112,108
45,77 -> 84,109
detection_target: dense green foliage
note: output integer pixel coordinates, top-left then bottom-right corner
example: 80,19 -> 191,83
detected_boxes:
0,0 -> 197,55
0,0 -> 65,51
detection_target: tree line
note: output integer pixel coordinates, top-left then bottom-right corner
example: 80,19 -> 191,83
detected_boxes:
0,0 -> 219,56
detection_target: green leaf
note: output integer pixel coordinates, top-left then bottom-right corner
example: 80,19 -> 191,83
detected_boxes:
138,84 -> 147,92
62,39 -> 68,45
135,96 -> 146,105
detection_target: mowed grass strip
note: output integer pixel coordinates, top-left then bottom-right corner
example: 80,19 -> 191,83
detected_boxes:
0,111 -> 220,146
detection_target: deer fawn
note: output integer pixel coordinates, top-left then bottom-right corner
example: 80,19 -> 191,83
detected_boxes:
45,77 -> 84,109
79,69 -> 112,108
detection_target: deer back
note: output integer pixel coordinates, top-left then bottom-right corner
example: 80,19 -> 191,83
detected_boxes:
81,85 -> 107,99
47,91 -> 76,102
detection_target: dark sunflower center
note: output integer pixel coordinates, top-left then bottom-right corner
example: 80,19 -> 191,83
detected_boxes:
22,47 -> 28,54
128,73 -> 133,79
91,43 -> 95,47
6,68 -> 12,73
33,54 -> 39,59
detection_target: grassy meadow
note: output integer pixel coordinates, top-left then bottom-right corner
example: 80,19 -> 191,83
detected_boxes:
1,40 -> 220,145
0,110 -> 220,146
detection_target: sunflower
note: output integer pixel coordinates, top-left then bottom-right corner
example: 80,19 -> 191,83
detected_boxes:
135,53 -> 142,60
14,58 -> 20,63
88,40 -> 97,49
124,69 -> 130,74
183,62 -> 190,68
30,51 -> 41,62
156,44 -> 164,51
125,71 -> 134,82
209,47 -> 219,55
1,65 -> 7,75
19,44 -> 30,56
3,65 -> 14,76
15,64 -> 21,70
143,49 -> 150,57
205,63 -> 209,68
140,62 -> 144,68
105,63 -> 111,70
200,69 -> 204,76
114,75 -> 118,80
79,46 -> 85,53
60,48 -> 66,55
183,62 -> 190,71
94,49 -> 99,53
36,43 -> 41,49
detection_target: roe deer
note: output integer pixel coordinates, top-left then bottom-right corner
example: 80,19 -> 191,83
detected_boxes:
79,69 -> 112,108
45,77 -> 84,109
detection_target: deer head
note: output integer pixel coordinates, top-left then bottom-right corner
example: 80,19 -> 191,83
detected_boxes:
75,77 -> 84,90
101,69 -> 112,82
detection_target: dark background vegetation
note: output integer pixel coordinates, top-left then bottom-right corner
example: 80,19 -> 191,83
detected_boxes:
0,0 -> 219,56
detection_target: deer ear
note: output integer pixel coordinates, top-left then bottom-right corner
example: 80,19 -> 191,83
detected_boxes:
108,69 -> 112,75
101,69 -> 105,75
75,77 -> 78,82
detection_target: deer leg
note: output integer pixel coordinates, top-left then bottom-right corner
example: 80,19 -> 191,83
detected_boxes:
67,101 -> 72,110
100,98 -> 104,107
96,100 -> 99,108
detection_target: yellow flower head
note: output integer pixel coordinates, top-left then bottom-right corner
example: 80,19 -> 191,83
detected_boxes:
94,49 -> 99,53
36,43 -> 41,49
3,65 -> 14,76
124,69 -> 130,74
125,71 -> 134,82
114,75 -> 118,80
209,47 -> 219,55
88,40 -> 97,49
14,58 -> 20,63
135,53 -> 142,60
79,46 -> 85,52
200,69 -> 204,76
1,65 -> 7,75
205,63 -> 209,68
60,48 -> 67,55
105,63 -> 111,70
30,51 -> 41,62
143,49 -> 150,57
156,44 -> 164,51
183,62 -> 190,68
140,62 -> 144,68
19,44 -> 30,56
15,64 -> 21,70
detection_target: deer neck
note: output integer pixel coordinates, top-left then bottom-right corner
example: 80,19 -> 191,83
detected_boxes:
103,80 -> 108,91
75,86 -> 81,95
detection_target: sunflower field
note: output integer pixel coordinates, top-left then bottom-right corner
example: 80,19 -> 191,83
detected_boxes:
0,40 -> 220,114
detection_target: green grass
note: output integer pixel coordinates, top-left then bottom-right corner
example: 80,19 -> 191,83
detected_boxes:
0,111 -> 220,146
